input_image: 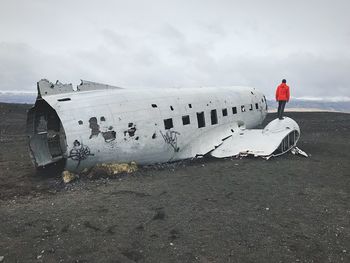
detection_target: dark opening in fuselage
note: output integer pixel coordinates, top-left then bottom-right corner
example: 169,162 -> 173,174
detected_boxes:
26,99 -> 67,167
273,130 -> 299,156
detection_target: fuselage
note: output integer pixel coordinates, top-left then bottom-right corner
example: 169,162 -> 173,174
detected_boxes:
27,83 -> 268,171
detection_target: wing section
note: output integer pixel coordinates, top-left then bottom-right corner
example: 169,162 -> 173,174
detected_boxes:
172,122 -> 240,161
210,117 -> 300,158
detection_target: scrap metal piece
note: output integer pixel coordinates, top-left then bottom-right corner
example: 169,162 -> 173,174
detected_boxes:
291,146 -> 308,157
37,79 -> 122,97
77,80 -> 123,92
37,79 -> 74,97
210,117 -> 300,158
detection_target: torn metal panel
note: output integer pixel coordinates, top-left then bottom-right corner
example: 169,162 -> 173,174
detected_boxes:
174,122 -> 238,160
210,117 -> 300,158
291,147 -> 308,157
37,79 -> 122,97
37,79 -> 74,97
77,80 -> 123,92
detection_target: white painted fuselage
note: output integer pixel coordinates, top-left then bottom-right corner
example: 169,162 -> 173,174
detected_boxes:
27,80 -> 269,171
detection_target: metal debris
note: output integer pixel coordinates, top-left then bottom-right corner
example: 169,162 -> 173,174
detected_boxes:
291,147 -> 309,157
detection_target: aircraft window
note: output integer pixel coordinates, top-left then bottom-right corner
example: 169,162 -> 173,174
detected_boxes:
211,109 -> 218,125
152,104 -> 157,108
255,103 -> 259,109
182,115 -> 190,125
163,118 -> 173,130
197,112 -> 205,128
170,106 -> 174,111
78,120 -> 83,125
222,108 -> 228,116
241,105 -> 246,112
57,98 -> 71,102
249,104 -> 253,111
232,107 -> 237,114
188,104 -> 192,108
100,116 -> 106,121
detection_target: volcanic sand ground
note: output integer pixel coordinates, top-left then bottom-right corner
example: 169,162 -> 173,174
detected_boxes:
0,103 -> 349,263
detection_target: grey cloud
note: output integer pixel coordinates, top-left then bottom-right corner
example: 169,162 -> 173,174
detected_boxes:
0,42 -> 44,91
0,42 -> 100,91
0,0 -> 349,100
1,36 -> 349,100
212,53 -> 350,99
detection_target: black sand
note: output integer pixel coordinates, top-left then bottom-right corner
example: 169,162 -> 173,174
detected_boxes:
0,103 -> 349,262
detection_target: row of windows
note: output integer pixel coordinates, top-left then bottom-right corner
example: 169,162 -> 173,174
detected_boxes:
163,103 -> 261,130
152,102 -> 260,113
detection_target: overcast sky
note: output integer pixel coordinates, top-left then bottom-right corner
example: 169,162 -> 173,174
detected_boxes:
0,0 -> 349,99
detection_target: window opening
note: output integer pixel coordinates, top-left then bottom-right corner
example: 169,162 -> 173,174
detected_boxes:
197,112 -> 205,128
57,98 -> 71,102
211,109 -> 218,125
182,115 -> 190,125
222,108 -> 228,116
232,107 -> 237,114
164,118 -> 173,130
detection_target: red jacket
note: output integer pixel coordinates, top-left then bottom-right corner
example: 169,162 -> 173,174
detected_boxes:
275,83 -> 290,101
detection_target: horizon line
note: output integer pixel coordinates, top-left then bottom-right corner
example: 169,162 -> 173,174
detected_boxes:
0,90 -> 350,103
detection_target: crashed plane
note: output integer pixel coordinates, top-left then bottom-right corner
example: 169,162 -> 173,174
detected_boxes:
26,79 -> 301,172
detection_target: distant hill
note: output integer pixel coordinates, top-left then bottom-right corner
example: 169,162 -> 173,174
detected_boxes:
267,99 -> 350,113
0,91 -> 349,113
0,92 -> 36,104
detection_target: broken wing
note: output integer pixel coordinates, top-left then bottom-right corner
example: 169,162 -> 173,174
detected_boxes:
210,117 -> 300,158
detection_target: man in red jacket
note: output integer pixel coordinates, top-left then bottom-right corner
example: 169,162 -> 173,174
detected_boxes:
275,79 -> 290,119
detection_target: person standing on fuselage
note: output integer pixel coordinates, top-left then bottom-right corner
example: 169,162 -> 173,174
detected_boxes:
275,79 -> 290,120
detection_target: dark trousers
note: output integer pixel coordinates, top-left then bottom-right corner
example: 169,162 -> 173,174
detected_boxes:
277,100 -> 287,119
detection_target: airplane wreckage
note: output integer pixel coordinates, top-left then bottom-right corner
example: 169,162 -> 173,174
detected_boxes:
27,79 -> 305,172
